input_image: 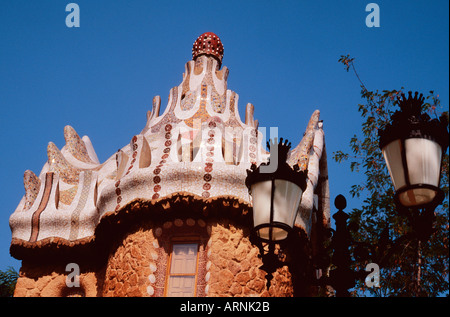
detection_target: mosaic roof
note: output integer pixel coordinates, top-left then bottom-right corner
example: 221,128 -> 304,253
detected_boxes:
9,33 -> 329,259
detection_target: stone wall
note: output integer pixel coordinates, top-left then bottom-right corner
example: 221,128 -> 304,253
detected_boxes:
207,219 -> 293,297
13,217 -> 296,297
13,260 -> 102,297
101,224 -> 155,297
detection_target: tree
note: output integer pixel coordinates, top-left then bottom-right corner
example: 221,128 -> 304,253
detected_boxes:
333,55 -> 449,297
0,267 -> 18,297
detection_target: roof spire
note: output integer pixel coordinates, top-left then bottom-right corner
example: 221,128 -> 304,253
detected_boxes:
192,32 -> 224,67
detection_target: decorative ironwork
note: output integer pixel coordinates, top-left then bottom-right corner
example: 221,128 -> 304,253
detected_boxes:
379,91 -> 448,151
246,138 -> 308,288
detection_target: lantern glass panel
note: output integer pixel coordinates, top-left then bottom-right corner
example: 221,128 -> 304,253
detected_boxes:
398,187 -> 439,207
383,138 -> 443,207
400,138 -> 442,206
405,138 -> 442,187
252,180 -> 272,231
382,139 -> 406,190
251,179 -> 303,241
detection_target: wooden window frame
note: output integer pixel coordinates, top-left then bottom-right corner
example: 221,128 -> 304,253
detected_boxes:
164,236 -> 201,297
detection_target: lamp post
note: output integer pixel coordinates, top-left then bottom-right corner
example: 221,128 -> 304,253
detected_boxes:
246,138 -> 308,288
321,91 -> 448,296
246,91 -> 447,295
326,194 -> 357,297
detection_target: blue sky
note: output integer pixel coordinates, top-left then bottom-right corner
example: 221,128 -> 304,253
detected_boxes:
0,0 -> 448,273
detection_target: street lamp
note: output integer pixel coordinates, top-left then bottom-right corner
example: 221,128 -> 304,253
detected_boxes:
378,91 -> 448,241
246,138 -> 308,287
245,92 -> 448,294
246,138 -> 308,243
318,92 -> 449,296
378,91 -> 448,209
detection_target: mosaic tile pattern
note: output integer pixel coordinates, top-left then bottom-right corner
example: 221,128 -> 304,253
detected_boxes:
23,170 -> 41,211
47,142 -> 80,185
69,171 -> 93,240
194,57 -> 204,75
9,41 -> 329,257
151,124 -> 173,200
224,92 -> 243,129
211,90 -> 226,114
64,126 -> 94,163
59,185 -> 78,206
29,173 -> 53,243
201,120 -> 217,198
151,87 -> 181,133
184,84 -> 210,128
180,90 -> 196,111
182,61 -> 191,96
115,136 -> 139,211
192,32 -> 224,66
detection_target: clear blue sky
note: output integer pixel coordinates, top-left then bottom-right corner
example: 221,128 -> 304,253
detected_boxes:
0,0 -> 448,272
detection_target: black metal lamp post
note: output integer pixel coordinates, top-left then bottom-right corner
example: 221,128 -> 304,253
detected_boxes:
327,195 -> 356,297
316,194 -> 367,297
378,91 -> 449,240
246,138 -> 308,287
246,92 -> 448,295
320,91 -> 448,296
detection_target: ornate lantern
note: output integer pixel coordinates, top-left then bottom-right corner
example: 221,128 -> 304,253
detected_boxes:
378,91 -> 448,209
246,138 -> 308,244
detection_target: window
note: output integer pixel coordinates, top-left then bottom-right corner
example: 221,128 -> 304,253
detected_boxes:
166,242 -> 199,297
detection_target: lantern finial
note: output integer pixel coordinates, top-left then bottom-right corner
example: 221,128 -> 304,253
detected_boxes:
267,137 -> 292,165
396,91 -> 425,120
379,91 -> 448,152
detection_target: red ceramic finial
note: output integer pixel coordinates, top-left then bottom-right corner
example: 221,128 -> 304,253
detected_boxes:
192,32 -> 224,66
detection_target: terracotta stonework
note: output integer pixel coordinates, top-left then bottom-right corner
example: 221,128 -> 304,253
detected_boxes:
207,220 -> 293,297
13,261 -> 102,297
13,216 -> 297,297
